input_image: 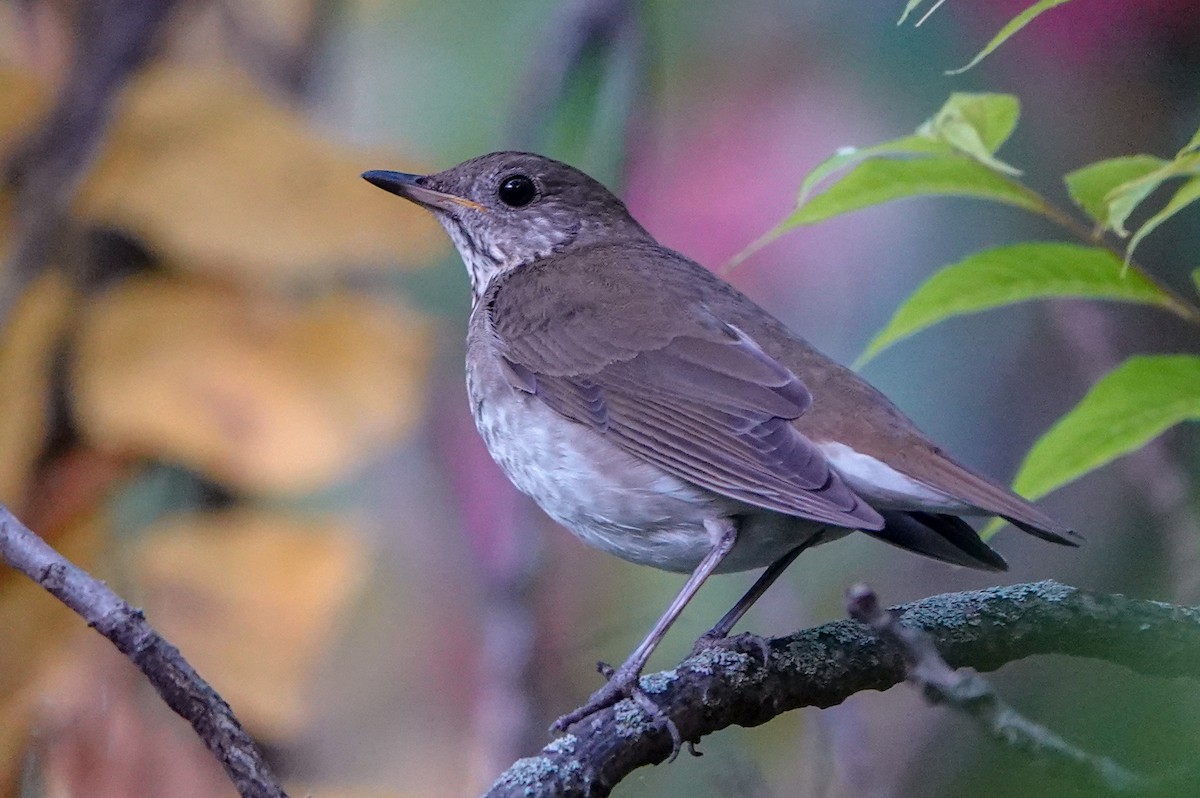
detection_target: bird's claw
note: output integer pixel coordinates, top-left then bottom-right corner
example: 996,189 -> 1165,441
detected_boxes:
688,630 -> 772,665
551,661 -> 684,760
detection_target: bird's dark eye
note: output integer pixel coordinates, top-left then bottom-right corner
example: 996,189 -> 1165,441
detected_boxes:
498,174 -> 536,207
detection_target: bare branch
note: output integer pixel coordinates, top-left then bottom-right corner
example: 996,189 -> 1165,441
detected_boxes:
0,501 -> 289,798
845,583 -> 1149,794
482,581 -> 1200,798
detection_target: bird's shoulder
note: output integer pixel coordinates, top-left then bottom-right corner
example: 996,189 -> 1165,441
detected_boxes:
480,242 -> 720,369
482,241 -> 760,363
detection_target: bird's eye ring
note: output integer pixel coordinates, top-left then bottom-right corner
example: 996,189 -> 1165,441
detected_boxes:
498,174 -> 537,208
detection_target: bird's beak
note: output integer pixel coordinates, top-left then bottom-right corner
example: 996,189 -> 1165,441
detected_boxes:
361,170 -> 485,212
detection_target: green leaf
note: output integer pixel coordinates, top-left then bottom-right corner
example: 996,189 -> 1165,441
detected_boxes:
1126,175 -> 1200,264
1012,355 -> 1200,500
935,118 -> 1021,175
794,135 -> 949,208
773,95 -> 1030,243
899,0 -> 951,26
784,155 -> 1046,228
1064,155 -> 1168,227
1106,151 -> 1200,236
946,0 -> 1075,75
1192,268 -> 1200,297
856,243 -> 1181,366
921,93 -> 1021,167
897,0 -> 928,26
1182,121 -> 1200,155
723,135 -> 952,272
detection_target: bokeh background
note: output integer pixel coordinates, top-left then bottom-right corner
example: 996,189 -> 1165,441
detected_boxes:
0,1 -> 1198,797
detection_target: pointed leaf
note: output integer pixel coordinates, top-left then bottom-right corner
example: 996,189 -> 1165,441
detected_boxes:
897,0 -> 940,25
924,93 -> 1021,159
898,0 -> 950,26
898,0 -> 927,25
1192,268 -> 1200,297
1182,121 -> 1200,155
917,0 -> 949,26
946,0 -> 1074,75
1106,179 -> 1165,238
795,135 -> 949,207
1106,151 -> 1200,236
726,134 -> 954,272
1012,355 -> 1200,500
930,117 -> 1022,175
857,243 -> 1182,365
1065,155 -> 1168,227
784,155 -> 1047,228
1125,175 -> 1200,264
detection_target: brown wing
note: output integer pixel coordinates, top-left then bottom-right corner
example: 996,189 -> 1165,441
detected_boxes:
892,447 -> 1079,544
485,246 -> 884,531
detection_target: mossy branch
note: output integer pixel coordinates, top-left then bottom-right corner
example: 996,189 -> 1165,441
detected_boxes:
483,581 -> 1200,798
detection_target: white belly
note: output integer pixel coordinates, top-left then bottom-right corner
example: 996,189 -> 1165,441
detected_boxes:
466,345 -> 826,573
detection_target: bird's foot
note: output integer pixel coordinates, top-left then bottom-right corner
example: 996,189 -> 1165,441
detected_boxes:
687,630 -> 772,666
551,660 -> 685,760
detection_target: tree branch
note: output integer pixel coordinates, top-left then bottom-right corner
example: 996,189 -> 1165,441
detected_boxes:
482,581 -> 1200,798
0,501 -> 289,798
845,583 -> 1152,794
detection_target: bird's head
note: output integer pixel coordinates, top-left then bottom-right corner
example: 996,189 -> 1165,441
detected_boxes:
364,151 -> 652,298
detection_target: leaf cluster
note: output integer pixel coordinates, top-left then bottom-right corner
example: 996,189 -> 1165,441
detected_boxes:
741,90 -> 1200,515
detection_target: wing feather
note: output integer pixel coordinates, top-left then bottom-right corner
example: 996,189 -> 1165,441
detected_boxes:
487,258 -> 882,530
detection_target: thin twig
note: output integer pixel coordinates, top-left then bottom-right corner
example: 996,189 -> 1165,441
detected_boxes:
1035,200 -> 1200,324
845,583 -> 1149,794
481,581 -> 1200,798
0,502 -> 289,798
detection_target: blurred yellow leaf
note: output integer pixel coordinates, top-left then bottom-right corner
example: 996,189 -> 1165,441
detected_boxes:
71,275 -> 431,494
0,68 -> 48,155
133,509 -> 368,739
0,513 -> 106,794
0,271 -> 75,506
0,67 -> 51,249
76,65 -> 444,284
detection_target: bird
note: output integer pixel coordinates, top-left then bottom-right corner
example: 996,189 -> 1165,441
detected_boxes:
362,151 -> 1077,744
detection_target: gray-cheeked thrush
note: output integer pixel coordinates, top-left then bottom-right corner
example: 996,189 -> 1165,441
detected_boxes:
363,152 -> 1077,743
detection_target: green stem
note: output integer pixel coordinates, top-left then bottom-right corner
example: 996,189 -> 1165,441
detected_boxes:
1034,194 -> 1200,325
718,224 -> 784,276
